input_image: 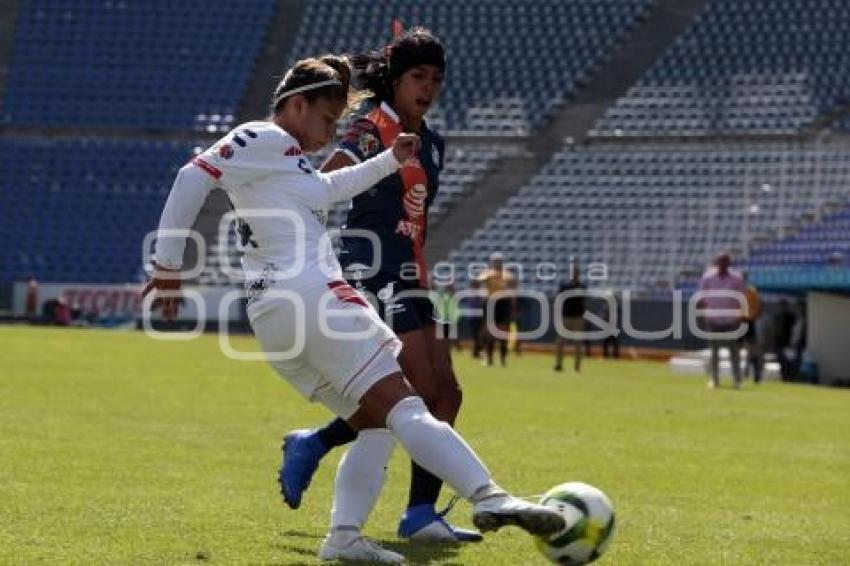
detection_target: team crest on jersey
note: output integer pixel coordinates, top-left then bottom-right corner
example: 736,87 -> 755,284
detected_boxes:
358,133 -> 379,158
284,145 -> 302,157
218,144 -> 234,159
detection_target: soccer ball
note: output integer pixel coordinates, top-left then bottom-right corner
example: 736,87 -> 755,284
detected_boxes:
534,482 -> 616,565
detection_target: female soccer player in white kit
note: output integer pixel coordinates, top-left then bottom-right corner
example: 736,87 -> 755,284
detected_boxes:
143,55 -> 564,563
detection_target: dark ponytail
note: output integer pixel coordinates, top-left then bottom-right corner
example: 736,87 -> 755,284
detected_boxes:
351,51 -> 393,101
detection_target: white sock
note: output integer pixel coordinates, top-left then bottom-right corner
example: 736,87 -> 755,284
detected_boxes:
386,396 -> 491,500
330,428 -> 397,530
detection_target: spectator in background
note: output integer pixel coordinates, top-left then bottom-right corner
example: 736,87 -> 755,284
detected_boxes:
25,277 -> 39,322
431,282 -> 461,351
479,252 -> 516,367
697,252 -> 747,389
41,298 -> 59,323
554,263 -> 586,373
508,274 -> 523,356
772,298 -> 796,381
788,299 -> 808,381
740,271 -> 763,383
53,296 -> 72,326
461,278 -> 487,358
600,292 -> 620,359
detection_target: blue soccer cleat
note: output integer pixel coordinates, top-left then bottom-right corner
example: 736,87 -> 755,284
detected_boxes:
397,502 -> 484,543
278,429 -> 327,509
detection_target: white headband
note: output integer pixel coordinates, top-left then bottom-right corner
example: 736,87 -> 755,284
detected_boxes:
275,79 -> 343,103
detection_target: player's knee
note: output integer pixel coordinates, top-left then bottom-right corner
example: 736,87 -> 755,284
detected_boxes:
348,408 -> 385,430
386,395 -> 431,430
418,386 -> 442,413
440,385 -> 462,422
436,366 -> 462,411
404,366 -> 440,407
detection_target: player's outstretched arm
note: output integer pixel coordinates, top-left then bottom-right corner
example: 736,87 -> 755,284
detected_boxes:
143,163 -> 216,319
141,263 -> 182,320
317,133 -> 419,204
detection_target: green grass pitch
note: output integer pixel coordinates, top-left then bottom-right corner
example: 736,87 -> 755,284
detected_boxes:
1,326 -> 848,565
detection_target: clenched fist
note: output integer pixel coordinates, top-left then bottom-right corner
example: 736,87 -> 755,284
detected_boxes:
392,133 -> 420,164
141,263 -> 183,320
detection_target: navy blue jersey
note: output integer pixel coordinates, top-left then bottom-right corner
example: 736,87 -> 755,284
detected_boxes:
337,102 -> 444,286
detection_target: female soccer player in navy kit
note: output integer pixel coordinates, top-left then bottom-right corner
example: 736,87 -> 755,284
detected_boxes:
144,53 -> 564,563
279,29 -> 480,544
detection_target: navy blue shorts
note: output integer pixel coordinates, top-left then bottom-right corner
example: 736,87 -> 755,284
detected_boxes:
347,271 -> 436,335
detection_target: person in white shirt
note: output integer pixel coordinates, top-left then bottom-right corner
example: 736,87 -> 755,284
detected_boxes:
697,252 -> 747,389
142,54 -> 564,563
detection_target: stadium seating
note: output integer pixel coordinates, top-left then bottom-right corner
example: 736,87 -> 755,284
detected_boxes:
448,141 -> 850,293
6,0 -> 849,297
0,138 -> 196,283
590,0 -> 850,137
0,129 -> 501,286
747,206 -> 850,268
2,0 -> 275,131
287,0 -> 654,136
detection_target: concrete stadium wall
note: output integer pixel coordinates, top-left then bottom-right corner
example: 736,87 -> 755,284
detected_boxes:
808,292 -> 850,385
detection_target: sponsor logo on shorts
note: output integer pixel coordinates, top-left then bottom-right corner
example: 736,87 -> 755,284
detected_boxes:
377,281 -> 395,302
383,302 -> 405,316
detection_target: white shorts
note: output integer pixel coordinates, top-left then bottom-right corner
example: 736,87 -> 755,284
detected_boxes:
248,279 -> 402,419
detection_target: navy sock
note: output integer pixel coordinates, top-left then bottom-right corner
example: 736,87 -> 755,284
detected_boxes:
407,460 -> 444,508
314,417 -> 357,451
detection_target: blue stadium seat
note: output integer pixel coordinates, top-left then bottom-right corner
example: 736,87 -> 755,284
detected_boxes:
0,138 -> 196,283
2,0 -> 275,130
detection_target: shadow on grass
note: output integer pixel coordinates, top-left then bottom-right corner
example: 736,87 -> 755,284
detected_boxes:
379,538 -> 463,565
279,529 -> 324,540
266,531 -> 465,565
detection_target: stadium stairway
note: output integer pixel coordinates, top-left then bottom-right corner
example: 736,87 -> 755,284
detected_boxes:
188,0 -> 308,284
238,0 -> 307,123
0,0 -> 21,104
426,0 -> 711,266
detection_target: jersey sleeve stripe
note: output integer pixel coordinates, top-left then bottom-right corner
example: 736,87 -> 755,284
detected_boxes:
190,157 -> 222,180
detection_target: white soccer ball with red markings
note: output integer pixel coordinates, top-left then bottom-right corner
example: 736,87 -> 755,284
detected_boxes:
534,482 -> 616,565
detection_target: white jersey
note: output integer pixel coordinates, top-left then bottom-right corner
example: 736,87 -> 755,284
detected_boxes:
154,120 -> 401,316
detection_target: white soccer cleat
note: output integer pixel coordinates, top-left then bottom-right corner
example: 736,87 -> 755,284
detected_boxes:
472,492 -> 566,538
318,532 -> 405,564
